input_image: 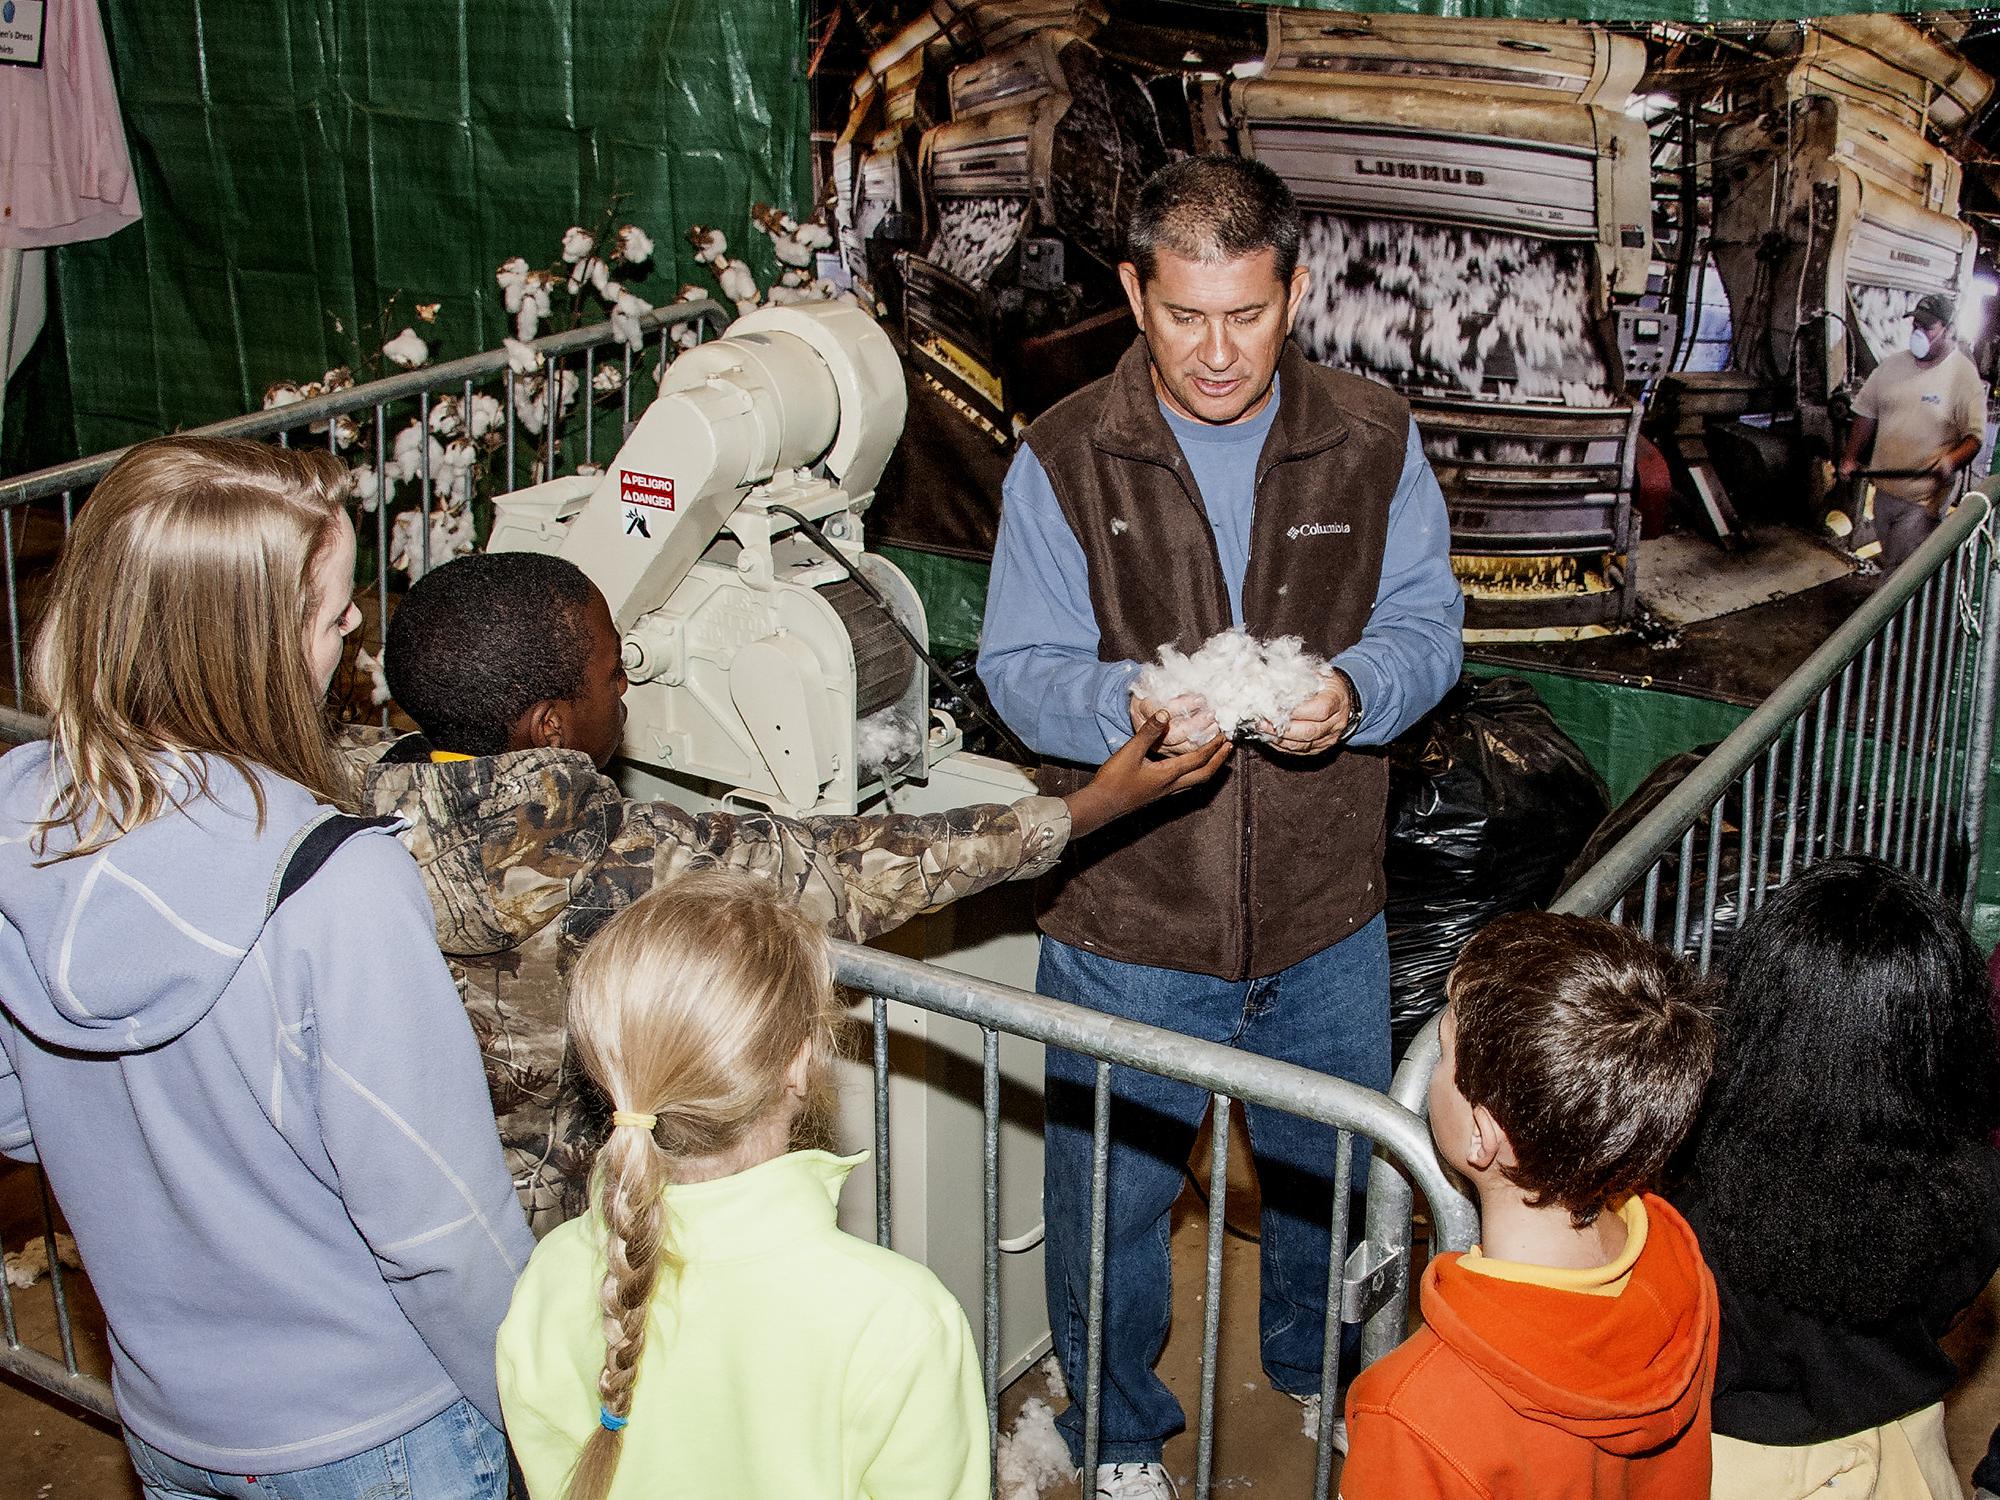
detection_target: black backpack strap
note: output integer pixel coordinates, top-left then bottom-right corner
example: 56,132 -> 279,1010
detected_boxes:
270,813 -> 401,916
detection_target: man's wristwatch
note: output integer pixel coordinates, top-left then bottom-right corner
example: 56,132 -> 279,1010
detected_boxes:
1329,667 -> 1362,744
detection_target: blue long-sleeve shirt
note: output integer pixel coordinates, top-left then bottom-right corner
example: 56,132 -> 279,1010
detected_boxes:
978,395 -> 1464,765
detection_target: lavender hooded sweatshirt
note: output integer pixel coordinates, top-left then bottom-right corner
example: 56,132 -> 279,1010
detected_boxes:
0,742 -> 532,1471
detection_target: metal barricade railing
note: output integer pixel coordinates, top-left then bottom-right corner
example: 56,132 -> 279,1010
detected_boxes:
0,297 -> 732,715
0,910 -> 1477,1500
1362,481 -> 2000,1360
834,942 -> 1478,1499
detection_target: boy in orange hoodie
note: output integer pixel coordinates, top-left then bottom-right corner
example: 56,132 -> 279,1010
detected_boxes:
1341,912 -> 1720,1500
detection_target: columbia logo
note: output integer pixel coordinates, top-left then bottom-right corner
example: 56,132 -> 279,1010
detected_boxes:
1288,522 -> 1351,540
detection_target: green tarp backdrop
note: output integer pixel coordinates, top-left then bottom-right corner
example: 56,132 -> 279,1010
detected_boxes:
10,0 -> 812,467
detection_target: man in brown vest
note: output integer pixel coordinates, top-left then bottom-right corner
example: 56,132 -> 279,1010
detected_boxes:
978,155 -> 1463,1498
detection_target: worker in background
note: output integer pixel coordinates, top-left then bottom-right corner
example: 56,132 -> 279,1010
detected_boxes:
347,550 -> 1227,1233
1837,290 -> 1986,581
977,154 -> 1463,1500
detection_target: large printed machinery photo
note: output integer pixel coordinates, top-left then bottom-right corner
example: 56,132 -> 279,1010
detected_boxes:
1689,15 -> 1989,547
902,8 -> 1166,446
1229,12 -> 1673,636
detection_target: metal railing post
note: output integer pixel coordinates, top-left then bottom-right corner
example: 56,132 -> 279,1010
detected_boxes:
1960,542 -> 2000,923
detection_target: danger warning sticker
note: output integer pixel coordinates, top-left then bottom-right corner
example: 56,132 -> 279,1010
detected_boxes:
620,470 -> 675,511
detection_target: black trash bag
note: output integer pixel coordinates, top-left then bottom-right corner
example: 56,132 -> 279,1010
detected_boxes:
1557,742 -> 1966,967
1558,745 -> 1749,964
1386,676 -> 1610,1055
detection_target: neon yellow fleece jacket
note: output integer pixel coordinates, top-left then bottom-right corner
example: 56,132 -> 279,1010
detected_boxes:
496,1150 -> 989,1500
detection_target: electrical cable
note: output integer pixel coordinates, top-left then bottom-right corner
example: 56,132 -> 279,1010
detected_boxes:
766,502 -> 1037,763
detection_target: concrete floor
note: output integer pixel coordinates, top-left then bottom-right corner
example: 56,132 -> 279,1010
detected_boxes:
9,1149 -> 2000,1499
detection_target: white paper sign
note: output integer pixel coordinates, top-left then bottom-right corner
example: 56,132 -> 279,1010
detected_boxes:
0,0 -> 46,68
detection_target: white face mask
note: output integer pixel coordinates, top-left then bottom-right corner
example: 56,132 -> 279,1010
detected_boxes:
1910,328 -> 1934,360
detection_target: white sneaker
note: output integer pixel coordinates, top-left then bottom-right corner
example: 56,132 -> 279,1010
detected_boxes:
1290,1391 -> 1350,1455
1093,1461 -> 1179,1498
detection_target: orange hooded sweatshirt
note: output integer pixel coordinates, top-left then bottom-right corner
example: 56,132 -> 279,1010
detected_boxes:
1341,1194 -> 1719,1500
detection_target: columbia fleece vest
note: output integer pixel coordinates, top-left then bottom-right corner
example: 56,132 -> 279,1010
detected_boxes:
1024,337 -> 1408,979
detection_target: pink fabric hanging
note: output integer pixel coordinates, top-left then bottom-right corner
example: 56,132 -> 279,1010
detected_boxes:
0,0 -> 140,249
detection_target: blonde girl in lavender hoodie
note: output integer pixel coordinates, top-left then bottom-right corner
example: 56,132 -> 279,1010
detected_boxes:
0,436 -> 532,1498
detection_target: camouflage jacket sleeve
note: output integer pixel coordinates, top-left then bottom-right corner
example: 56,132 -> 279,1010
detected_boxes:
334,722 -> 402,773
566,794 -> 1071,951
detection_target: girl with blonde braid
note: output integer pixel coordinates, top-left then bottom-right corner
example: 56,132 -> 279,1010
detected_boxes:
496,871 -> 988,1500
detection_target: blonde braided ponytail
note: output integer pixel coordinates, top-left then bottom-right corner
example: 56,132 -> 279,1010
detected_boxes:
561,872 -> 840,1500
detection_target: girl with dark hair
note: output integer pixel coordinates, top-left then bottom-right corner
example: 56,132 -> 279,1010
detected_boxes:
1672,853 -> 2000,1499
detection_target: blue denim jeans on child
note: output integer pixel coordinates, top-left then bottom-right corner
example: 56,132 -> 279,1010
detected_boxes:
1039,916 -> 1392,1466
123,1399 -> 507,1500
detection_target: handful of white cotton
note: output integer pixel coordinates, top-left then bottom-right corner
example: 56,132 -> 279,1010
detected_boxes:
1132,629 -> 1330,744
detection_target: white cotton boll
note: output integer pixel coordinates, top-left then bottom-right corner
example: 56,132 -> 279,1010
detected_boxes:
393,421 -> 446,484
568,255 -> 611,297
353,647 -> 393,707
616,225 -> 654,265
857,708 -> 923,776
1133,629 -> 1329,742
513,274 -> 555,341
388,506 -> 478,583
496,256 -> 530,308
592,364 -> 624,393
513,383 -> 546,435
262,381 -> 304,410
349,465 -> 390,513
796,221 -> 832,251
428,396 -> 462,438
773,232 -> 816,268
691,227 -> 727,264
503,338 -> 541,376
560,226 -> 596,264
718,259 -> 759,305
995,1398 -> 1072,1500
466,392 -> 504,438
609,290 -> 653,350
670,322 -> 702,352
439,502 -> 476,561
436,439 -> 477,503
383,327 -> 429,369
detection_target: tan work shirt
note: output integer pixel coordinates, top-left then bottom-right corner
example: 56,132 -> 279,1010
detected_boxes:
1853,347 -> 1987,507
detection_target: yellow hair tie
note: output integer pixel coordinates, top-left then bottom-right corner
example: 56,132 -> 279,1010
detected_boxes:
610,1111 -> 657,1131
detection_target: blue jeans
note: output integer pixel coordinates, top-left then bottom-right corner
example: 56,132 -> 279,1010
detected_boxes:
124,1399 -> 507,1500
1039,917 -> 1391,1465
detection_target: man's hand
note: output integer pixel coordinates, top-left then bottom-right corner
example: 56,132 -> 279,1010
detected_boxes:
1065,714 -> 1232,838
1129,691 -> 1218,754
1924,445 -> 1962,478
1257,672 -> 1353,757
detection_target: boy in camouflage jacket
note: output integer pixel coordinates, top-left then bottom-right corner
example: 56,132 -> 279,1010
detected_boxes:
350,553 -> 1225,1232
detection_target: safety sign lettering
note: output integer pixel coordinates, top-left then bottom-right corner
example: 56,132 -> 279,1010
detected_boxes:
620,470 -> 675,511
